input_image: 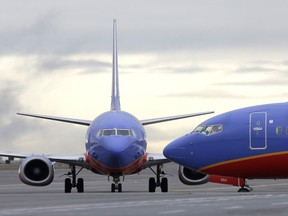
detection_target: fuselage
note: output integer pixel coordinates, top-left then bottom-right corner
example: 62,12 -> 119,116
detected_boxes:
164,102 -> 288,179
85,111 -> 147,175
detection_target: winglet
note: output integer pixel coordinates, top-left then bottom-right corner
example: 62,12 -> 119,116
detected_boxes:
111,19 -> 121,111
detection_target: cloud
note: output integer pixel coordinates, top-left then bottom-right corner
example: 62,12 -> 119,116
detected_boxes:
234,66 -> 281,73
217,78 -> 288,87
161,89 -> 251,99
37,56 -> 111,74
153,65 -> 212,74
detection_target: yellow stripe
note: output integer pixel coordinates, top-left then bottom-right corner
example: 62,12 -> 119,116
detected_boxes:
198,151 -> 288,172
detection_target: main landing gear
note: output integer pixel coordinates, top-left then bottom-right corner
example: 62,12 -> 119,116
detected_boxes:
149,164 -> 168,192
109,173 -> 124,192
238,180 -> 253,192
64,165 -> 84,193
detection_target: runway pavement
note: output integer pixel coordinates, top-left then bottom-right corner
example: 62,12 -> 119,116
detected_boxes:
1,163 -> 288,216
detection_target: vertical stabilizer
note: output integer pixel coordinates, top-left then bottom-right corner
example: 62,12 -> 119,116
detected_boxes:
111,19 -> 121,111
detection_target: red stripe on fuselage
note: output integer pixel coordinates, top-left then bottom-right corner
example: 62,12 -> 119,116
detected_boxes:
199,151 -> 288,179
84,152 -> 148,175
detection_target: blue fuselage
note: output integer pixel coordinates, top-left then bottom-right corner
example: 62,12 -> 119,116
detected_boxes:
85,111 -> 147,175
164,103 -> 288,179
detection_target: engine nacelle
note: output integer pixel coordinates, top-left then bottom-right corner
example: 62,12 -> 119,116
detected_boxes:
18,155 -> 54,186
178,165 -> 209,185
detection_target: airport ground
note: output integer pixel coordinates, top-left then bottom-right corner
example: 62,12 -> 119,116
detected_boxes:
1,163 -> 288,216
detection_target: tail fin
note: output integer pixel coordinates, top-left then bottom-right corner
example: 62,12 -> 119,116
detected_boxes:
111,19 -> 121,111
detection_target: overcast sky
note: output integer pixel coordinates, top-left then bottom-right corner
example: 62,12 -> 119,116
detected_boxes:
1,0 -> 288,155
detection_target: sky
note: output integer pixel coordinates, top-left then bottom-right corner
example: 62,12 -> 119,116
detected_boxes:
1,0 -> 288,155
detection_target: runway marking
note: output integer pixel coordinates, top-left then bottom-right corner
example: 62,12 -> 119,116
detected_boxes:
272,202 -> 288,206
223,206 -> 243,210
158,210 -> 185,214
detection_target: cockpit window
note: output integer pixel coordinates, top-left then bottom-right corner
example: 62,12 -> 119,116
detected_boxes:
192,124 -> 223,136
97,129 -> 136,138
117,129 -> 130,136
103,129 -> 116,136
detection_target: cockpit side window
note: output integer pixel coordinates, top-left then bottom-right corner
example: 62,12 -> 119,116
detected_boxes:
192,124 -> 223,136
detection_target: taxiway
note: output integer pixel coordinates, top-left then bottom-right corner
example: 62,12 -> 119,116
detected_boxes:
1,163 -> 288,215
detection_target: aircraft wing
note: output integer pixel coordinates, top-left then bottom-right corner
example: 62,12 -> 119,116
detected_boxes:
140,111 -> 214,126
143,153 -> 170,168
17,113 -> 92,126
0,152 -> 90,169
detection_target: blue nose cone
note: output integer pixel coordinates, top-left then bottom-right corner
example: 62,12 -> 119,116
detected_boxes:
94,136 -> 139,169
163,135 -> 191,167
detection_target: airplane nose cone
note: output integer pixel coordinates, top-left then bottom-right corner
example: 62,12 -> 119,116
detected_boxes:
102,137 -> 130,153
95,137 -> 140,169
163,135 -> 191,167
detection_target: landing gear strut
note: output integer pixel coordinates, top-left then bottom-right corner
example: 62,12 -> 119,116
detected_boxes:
149,164 -> 168,192
238,180 -> 253,192
109,173 -> 123,192
64,165 -> 84,193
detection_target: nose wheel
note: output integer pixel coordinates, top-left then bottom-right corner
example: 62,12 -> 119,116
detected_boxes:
111,183 -> 122,192
109,174 -> 123,192
149,164 -> 168,192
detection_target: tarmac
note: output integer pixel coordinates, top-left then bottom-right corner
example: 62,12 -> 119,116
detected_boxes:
1,162 -> 288,216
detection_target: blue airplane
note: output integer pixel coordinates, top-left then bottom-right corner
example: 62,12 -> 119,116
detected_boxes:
164,102 -> 288,192
0,20 -> 213,193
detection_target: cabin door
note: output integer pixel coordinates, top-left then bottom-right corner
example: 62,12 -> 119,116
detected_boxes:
249,112 -> 267,149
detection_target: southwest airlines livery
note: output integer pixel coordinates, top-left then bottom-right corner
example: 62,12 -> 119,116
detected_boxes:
164,102 -> 288,192
0,20 -> 213,193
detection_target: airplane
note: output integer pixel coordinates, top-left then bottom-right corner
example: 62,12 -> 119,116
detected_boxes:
163,102 -> 288,192
0,20 -> 213,193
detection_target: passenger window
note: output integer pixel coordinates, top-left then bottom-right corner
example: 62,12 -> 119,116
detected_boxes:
276,127 -> 282,135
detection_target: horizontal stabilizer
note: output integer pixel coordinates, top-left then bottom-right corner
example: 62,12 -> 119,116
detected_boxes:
140,111 -> 214,126
17,113 -> 92,126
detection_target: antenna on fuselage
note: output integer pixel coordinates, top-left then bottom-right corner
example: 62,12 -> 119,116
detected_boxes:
111,19 -> 121,111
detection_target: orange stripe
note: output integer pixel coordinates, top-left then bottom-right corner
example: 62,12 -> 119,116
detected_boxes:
84,152 -> 148,175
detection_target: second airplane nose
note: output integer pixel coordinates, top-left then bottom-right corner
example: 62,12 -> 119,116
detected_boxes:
163,136 -> 190,165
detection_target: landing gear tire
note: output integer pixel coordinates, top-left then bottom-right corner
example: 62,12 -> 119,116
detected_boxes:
63,165 -> 84,193
111,183 -> 122,192
149,177 -> 156,192
238,180 -> 253,192
118,183 -> 122,193
111,183 -> 116,192
77,178 -> 84,193
161,177 -> 168,192
149,165 -> 168,193
65,178 -> 72,193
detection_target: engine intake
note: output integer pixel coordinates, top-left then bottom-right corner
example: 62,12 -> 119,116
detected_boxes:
178,165 -> 209,185
18,155 -> 54,186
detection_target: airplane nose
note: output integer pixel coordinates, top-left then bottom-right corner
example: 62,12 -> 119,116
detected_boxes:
94,137 -> 141,169
163,135 -> 192,167
102,137 -> 130,153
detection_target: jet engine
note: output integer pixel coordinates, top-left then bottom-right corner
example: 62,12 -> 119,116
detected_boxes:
178,165 -> 209,185
18,155 -> 54,186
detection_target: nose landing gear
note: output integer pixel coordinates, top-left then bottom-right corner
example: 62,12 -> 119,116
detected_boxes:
109,173 -> 124,192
